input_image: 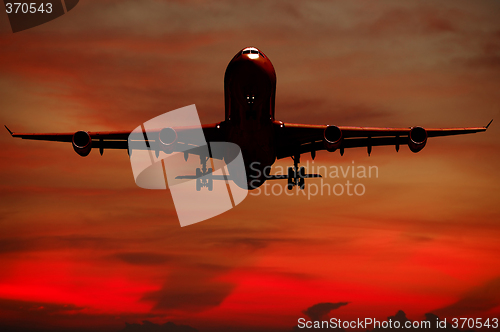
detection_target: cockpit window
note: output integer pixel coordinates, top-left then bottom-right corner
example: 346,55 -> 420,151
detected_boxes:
242,48 -> 261,58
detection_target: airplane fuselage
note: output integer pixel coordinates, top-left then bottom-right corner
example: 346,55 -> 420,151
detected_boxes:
223,47 -> 278,189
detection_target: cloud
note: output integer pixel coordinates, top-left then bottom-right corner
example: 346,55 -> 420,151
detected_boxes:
464,55 -> 500,69
387,310 -> 412,325
0,235 -> 121,254
431,277 -> 500,317
0,298 -> 188,331
302,302 -> 348,321
0,297 -> 84,316
113,252 -> 172,266
366,7 -> 458,37
0,298 -> 87,331
120,321 -> 198,332
142,271 -> 234,312
141,267 -> 235,312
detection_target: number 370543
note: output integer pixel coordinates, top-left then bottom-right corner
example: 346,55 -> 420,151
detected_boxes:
452,318 -> 499,329
5,3 -> 53,14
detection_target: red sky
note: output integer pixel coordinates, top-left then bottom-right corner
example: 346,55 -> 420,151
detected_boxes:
0,1 -> 499,331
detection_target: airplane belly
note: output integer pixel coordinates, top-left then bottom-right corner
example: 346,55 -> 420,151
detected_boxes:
227,123 -> 275,189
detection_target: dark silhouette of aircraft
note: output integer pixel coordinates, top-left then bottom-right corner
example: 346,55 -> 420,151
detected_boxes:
6,47 -> 492,190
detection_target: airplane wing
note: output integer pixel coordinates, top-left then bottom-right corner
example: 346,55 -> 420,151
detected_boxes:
4,123 -> 225,158
274,119 -> 493,159
6,118 -> 492,160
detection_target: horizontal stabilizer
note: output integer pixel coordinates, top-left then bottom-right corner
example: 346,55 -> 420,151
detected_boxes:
176,174 -> 231,181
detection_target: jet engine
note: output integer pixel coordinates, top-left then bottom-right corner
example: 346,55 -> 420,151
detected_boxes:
323,125 -> 343,152
408,126 -> 427,153
158,127 -> 177,153
72,131 -> 92,157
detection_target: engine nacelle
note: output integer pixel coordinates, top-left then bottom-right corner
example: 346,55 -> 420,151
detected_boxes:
72,131 -> 92,157
158,127 -> 177,153
323,125 -> 343,152
408,126 -> 427,153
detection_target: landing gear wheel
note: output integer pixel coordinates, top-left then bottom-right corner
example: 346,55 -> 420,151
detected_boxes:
196,168 -> 202,191
288,167 -> 295,188
298,167 -> 306,189
299,177 -> 305,190
207,168 -> 213,191
287,167 -> 295,190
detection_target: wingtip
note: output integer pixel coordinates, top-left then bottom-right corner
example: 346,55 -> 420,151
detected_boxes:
486,119 -> 493,129
4,125 -> 13,136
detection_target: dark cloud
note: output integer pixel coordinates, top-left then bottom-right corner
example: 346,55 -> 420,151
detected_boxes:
464,55 -> 500,68
0,298 -> 90,332
388,310 -> 411,324
142,268 -> 234,312
0,298 -> 84,316
0,322 -> 199,332
0,235 -> 120,254
302,302 -> 348,321
113,252 -> 172,265
459,29 -> 500,70
431,277 -> 500,317
367,7 -> 458,36
379,310 -> 412,330
0,297 -> 176,332
120,321 -> 197,332
212,235 -> 315,252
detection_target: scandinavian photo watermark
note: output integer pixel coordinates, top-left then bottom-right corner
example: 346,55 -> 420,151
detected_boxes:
250,160 -> 379,199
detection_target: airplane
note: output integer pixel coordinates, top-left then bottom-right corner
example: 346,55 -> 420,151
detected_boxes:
5,47 -> 492,191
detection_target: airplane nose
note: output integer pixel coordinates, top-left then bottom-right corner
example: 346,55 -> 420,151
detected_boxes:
241,47 -> 263,60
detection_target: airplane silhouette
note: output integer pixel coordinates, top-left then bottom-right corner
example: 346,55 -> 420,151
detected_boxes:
6,47 -> 492,191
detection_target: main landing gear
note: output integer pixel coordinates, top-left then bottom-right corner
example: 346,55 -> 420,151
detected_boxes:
196,155 -> 213,191
287,154 -> 306,190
